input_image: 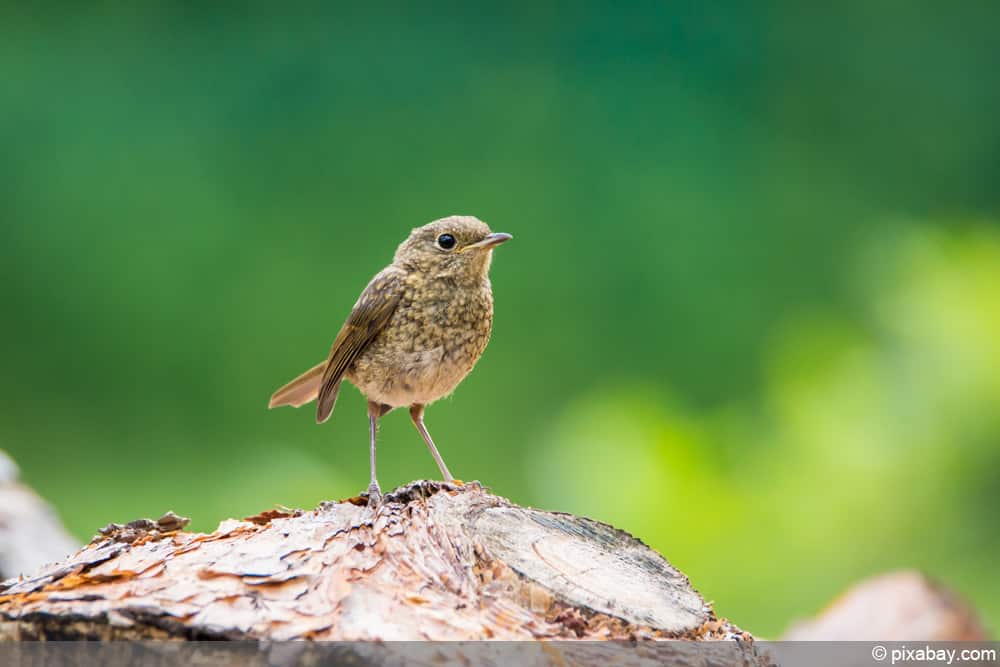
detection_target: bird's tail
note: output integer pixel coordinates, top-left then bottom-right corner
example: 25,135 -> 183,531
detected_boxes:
268,361 -> 326,409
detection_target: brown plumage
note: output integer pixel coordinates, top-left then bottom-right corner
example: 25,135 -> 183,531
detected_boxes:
269,215 -> 511,503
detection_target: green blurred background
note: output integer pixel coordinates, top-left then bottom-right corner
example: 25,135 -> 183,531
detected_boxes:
2,3 -> 999,637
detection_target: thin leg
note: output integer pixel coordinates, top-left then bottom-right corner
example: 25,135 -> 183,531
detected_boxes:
366,401 -> 383,506
409,404 -> 454,482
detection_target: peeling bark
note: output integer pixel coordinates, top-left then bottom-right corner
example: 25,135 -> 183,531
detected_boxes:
0,480 -> 751,646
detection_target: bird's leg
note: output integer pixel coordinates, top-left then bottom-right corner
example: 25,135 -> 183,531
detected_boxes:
366,401 -> 383,506
409,404 -> 454,483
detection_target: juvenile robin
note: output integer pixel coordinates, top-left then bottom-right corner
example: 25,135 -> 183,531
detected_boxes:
268,216 -> 512,504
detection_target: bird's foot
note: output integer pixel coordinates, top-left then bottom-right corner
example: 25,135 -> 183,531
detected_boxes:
365,482 -> 382,508
449,478 -> 465,486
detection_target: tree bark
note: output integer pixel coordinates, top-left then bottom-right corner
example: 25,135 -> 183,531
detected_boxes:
0,480 -> 751,647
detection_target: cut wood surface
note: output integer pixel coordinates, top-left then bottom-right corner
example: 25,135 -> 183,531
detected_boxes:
0,480 -> 752,646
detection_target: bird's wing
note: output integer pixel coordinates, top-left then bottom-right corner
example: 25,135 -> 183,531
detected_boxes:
316,268 -> 404,423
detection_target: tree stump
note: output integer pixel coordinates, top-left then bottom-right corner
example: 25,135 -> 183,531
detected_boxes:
0,480 -> 759,663
782,570 -> 990,641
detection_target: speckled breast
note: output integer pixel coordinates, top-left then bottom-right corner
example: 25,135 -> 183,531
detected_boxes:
347,278 -> 494,408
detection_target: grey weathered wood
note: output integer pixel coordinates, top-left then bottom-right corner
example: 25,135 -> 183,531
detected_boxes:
0,480 -> 751,650
0,450 -> 78,581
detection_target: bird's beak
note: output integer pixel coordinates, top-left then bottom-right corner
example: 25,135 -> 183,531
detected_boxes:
464,232 -> 513,251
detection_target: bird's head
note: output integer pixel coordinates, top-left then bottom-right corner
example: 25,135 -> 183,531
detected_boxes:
393,215 -> 512,281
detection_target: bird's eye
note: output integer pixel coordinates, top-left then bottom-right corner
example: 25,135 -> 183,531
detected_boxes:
436,234 -> 457,250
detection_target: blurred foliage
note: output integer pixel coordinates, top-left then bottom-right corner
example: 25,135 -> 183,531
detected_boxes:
1,3 -> 998,637
534,227 -> 1000,633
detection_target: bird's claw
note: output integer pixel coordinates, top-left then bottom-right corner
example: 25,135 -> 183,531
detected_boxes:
366,483 -> 382,508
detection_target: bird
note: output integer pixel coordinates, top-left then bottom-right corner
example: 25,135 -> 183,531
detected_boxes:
268,215 -> 512,504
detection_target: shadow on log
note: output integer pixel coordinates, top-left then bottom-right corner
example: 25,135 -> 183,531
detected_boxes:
0,481 -> 751,647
